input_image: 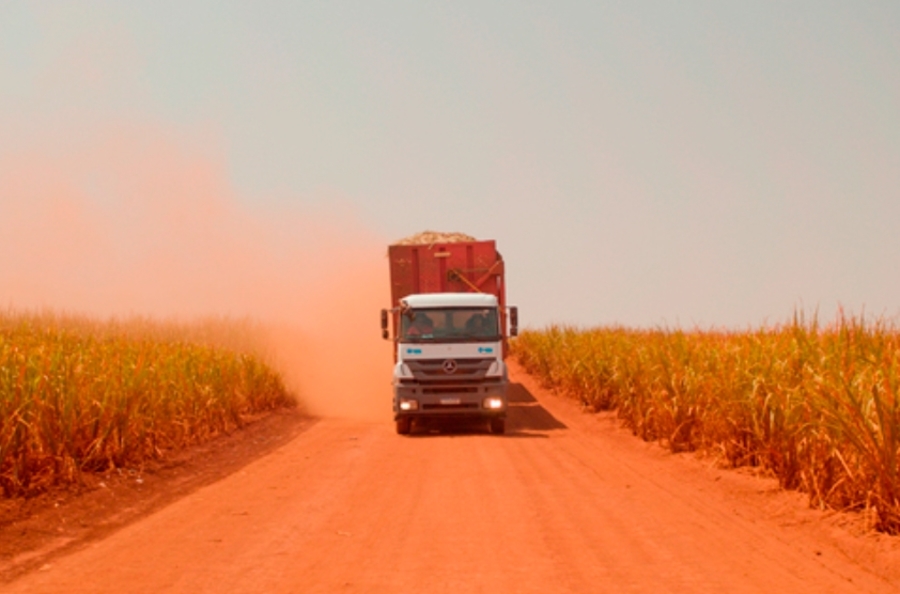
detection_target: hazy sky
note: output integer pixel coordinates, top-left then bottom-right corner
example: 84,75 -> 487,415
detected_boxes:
2,1 -> 899,329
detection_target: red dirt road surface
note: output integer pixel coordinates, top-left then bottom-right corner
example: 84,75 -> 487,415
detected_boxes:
5,363 -> 900,593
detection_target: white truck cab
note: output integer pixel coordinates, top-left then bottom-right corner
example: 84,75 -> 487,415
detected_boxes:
386,292 -> 512,434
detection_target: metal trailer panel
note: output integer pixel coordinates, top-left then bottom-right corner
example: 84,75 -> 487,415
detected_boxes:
388,240 -> 505,306
387,239 -> 507,337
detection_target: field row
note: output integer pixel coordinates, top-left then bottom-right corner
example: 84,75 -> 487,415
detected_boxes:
0,312 -> 294,496
512,315 -> 900,534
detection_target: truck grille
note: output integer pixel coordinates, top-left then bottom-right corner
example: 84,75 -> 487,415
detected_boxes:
406,358 -> 493,381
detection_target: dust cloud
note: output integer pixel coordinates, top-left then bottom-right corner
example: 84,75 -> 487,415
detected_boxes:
0,121 -> 393,422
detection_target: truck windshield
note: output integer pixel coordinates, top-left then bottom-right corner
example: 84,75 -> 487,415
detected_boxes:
401,308 -> 500,342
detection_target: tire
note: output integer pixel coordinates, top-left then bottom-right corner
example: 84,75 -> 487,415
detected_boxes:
396,417 -> 411,435
489,418 -> 505,435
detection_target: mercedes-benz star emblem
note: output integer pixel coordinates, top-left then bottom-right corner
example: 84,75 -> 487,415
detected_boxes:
442,359 -> 458,374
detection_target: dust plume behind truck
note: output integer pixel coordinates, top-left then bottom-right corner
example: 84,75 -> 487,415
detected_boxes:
381,232 -> 518,435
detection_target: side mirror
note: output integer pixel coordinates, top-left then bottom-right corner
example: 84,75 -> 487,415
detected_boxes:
509,307 -> 518,337
380,310 -> 390,340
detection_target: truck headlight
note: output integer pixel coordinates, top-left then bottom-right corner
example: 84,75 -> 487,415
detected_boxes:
483,397 -> 504,410
399,398 -> 419,411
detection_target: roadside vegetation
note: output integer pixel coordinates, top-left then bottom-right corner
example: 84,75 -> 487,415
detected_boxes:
0,311 -> 294,497
513,313 -> 900,534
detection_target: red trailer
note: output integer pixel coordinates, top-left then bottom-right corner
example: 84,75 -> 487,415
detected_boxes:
387,239 -> 508,342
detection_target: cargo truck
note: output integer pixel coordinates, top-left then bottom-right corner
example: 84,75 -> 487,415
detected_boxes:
381,235 -> 518,435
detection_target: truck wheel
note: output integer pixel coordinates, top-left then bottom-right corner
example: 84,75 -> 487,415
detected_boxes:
396,417 -> 411,435
489,418 -> 505,435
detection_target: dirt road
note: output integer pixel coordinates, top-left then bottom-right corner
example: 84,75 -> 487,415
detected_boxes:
6,364 -> 899,593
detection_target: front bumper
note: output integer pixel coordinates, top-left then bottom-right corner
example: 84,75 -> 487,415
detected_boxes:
392,379 -> 508,420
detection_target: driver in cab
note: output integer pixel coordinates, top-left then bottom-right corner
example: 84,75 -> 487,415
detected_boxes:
406,313 -> 434,338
